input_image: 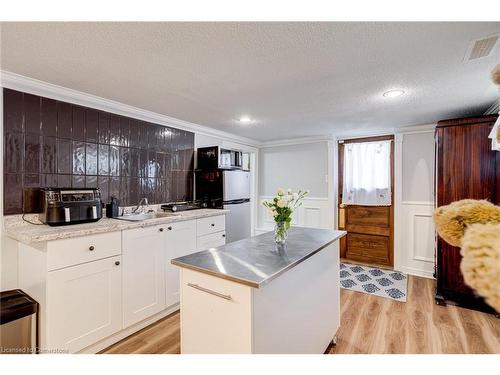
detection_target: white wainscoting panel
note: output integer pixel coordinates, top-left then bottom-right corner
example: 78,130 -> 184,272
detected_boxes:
394,130 -> 436,279
303,207 -> 321,228
256,196 -> 334,233
396,202 -> 435,278
412,213 -> 435,263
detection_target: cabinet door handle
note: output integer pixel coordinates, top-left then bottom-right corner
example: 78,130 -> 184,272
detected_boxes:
159,228 -> 164,232
222,234 -> 226,237
187,283 -> 232,301
89,246 -> 95,251
168,226 -> 172,231
115,261 -> 120,266
211,223 -> 215,227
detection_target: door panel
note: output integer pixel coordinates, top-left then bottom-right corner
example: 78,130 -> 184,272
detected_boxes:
223,170 -> 250,201
122,225 -> 166,328
347,206 -> 389,226
223,201 -> 251,243
338,135 -> 394,267
165,220 -> 197,307
346,233 -> 390,264
46,256 -> 122,353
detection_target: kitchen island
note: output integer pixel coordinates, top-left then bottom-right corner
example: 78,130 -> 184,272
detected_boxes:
172,227 -> 346,354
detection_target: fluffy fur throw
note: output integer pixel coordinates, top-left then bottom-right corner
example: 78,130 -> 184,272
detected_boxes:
492,63 -> 500,86
434,199 -> 500,313
433,199 -> 500,247
460,223 -> 500,312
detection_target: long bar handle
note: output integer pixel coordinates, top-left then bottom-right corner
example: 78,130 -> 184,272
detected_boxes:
187,283 -> 232,301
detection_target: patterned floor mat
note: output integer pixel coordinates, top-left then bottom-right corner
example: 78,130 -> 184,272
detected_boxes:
340,263 -> 408,302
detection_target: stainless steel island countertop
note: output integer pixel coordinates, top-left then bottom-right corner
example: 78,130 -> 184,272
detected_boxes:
171,227 -> 346,288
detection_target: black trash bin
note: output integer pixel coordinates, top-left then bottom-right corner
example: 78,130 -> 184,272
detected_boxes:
0,289 -> 38,354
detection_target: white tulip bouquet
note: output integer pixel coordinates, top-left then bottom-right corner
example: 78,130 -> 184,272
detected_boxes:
263,188 -> 309,244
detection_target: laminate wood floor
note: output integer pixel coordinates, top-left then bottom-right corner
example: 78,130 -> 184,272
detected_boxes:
101,276 -> 499,354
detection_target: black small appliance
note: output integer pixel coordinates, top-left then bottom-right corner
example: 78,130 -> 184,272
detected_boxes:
161,201 -> 202,212
197,146 -> 243,170
106,197 -> 120,218
38,188 -> 103,226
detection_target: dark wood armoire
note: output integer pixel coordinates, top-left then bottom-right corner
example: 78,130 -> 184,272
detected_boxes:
435,114 -> 499,314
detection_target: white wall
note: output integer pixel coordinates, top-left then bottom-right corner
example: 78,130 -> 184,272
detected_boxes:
394,127 -> 436,278
259,142 -> 329,197
401,132 -> 435,202
257,141 -> 335,232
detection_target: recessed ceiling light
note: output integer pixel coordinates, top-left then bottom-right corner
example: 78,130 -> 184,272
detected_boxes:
383,89 -> 405,98
239,116 -> 253,124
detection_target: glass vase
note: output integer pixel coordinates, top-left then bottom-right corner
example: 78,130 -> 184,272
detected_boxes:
274,221 -> 289,246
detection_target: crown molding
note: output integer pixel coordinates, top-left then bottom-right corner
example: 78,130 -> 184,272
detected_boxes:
395,123 -> 436,134
0,70 -> 261,147
335,128 -> 396,141
335,123 -> 437,141
260,135 -> 334,148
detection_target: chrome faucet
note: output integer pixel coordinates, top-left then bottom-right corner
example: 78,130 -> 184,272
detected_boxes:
131,197 -> 150,214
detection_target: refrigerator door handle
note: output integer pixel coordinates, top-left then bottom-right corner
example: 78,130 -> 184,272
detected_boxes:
223,198 -> 250,205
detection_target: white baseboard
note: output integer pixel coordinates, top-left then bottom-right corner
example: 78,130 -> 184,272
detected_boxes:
77,303 -> 180,354
397,266 -> 435,280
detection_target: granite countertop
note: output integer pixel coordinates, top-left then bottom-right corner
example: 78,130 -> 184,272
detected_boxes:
171,227 -> 346,288
4,209 -> 229,245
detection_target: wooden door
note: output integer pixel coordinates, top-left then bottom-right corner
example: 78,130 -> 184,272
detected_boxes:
436,116 -> 498,304
122,225 -> 166,328
338,135 -> 394,267
47,256 -> 122,353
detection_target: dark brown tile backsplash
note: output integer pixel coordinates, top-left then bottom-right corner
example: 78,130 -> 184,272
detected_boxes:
3,88 -> 194,214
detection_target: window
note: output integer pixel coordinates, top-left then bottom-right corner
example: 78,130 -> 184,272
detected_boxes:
342,140 -> 392,206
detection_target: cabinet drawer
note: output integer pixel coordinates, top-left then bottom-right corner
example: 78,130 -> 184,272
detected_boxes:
197,231 -> 226,251
164,219 -> 197,235
196,215 -> 225,237
47,231 -> 121,271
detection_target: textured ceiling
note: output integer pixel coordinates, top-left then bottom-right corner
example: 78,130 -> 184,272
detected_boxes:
1,22 -> 500,141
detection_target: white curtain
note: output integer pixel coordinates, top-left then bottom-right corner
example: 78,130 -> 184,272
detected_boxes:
342,140 -> 392,206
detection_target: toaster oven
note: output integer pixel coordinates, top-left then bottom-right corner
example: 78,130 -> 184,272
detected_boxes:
38,188 -> 103,226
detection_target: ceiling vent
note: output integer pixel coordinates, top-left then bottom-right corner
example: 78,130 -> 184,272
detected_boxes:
465,34 -> 499,61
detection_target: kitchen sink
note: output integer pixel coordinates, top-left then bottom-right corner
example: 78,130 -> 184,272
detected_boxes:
115,211 -> 180,221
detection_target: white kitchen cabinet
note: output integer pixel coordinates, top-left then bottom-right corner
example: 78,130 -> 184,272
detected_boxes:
13,211 -> 227,353
180,269 -> 253,354
122,225 -> 166,328
196,215 -> 226,236
165,220 -> 197,307
197,231 -> 226,251
46,255 -> 122,353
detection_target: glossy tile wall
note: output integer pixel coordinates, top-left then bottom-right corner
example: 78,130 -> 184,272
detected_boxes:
3,88 -> 194,214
